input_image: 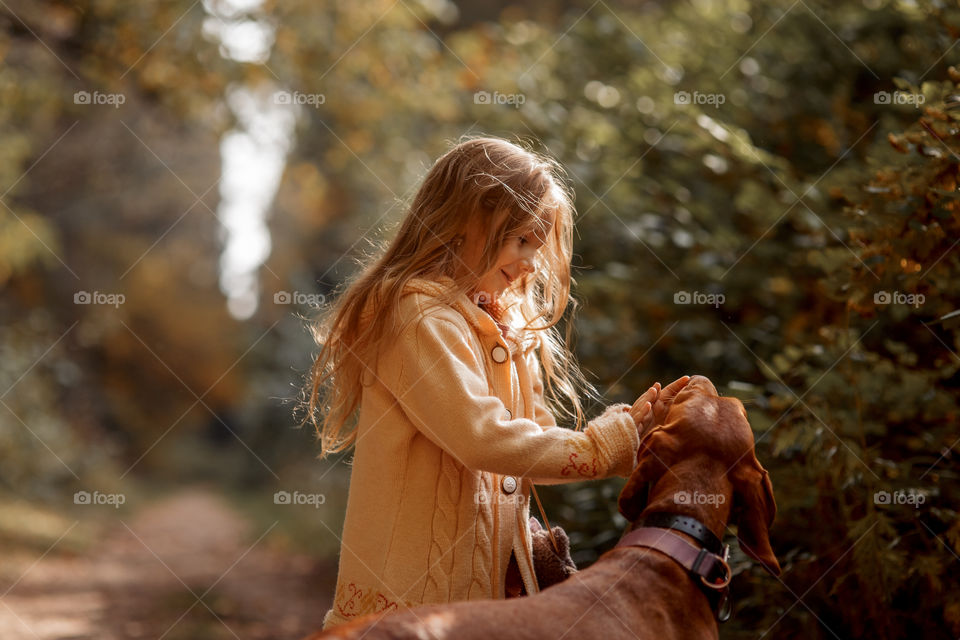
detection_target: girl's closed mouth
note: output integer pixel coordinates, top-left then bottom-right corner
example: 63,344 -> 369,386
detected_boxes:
502,270 -> 514,285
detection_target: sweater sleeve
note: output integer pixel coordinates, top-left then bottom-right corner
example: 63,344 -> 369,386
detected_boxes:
385,313 -> 639,480
524,349 -> 559,430
522,349 -> 629,486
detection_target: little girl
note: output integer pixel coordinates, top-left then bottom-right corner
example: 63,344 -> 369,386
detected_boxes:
304,136 -> 686,629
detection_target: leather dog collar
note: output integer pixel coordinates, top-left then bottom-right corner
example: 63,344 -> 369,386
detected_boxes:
616,526 -> 733,623
638,512 -> 724,556
616,527 -> 731,588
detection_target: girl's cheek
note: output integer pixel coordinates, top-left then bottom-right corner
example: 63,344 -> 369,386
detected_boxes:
497,248 -> 517,265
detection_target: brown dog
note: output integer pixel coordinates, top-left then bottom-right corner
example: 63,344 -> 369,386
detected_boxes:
304,375 -> 780,640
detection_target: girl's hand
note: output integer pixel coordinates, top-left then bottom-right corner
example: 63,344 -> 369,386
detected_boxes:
649,375 -> 691,425
629,383 -> 660,435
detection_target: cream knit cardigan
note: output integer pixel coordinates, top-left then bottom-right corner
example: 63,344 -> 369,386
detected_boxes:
321,276 -> 640,629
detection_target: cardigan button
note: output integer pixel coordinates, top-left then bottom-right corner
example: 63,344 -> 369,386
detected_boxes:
491,345 -> 508,363
501,475 -> 518,494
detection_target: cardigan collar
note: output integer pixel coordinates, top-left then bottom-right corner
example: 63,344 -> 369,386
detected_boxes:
401,275 -> 500,337
401,276 -> 541,355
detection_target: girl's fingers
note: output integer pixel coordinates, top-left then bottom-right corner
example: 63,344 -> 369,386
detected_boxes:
630,401 -> 652,427
650,377 -> 690,423
631,386 -> 658,413
661,375 -> 691,400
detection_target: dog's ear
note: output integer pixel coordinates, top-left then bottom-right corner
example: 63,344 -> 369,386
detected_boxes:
733,465 -> 780,576
617,443 -> 668,522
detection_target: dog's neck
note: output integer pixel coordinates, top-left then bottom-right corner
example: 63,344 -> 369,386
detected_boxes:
629,458 -> 734,546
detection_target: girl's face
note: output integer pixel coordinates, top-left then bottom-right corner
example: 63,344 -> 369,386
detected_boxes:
469,209 -> 555,304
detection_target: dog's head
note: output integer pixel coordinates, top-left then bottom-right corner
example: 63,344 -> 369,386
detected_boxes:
617,375 -> 781,576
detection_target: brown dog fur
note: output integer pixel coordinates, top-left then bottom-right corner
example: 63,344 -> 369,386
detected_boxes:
304,376 -> 780,640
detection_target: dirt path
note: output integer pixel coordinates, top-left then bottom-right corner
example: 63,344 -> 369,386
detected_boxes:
0,489 -> 335,640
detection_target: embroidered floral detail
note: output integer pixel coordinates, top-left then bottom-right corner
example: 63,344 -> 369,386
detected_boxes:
376,593 -> 399,613
559,451 -> 599,478
335,582 -> 364,618
335,581 -> 402,619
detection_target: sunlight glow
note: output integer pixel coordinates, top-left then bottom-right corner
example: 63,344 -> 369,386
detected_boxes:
204,0 -> 296,320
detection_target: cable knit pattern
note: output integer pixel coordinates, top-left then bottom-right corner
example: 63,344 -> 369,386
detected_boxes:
469,471 -> 494,599
321,276 -> 641,630
423,449 -> 461,602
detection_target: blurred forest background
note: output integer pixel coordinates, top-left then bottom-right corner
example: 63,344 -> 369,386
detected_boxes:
1,0 -> 959,638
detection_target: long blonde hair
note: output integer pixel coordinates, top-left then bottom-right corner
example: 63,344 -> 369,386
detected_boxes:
301,135 -> 598,457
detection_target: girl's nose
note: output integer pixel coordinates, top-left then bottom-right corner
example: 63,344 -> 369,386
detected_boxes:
518,257 -> 535,274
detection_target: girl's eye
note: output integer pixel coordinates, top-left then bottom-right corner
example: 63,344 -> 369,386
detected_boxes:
518,237 -> 528,246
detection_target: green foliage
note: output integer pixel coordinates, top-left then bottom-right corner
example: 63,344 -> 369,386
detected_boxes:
3,0 -> 959,637
413,1 -> 960,636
